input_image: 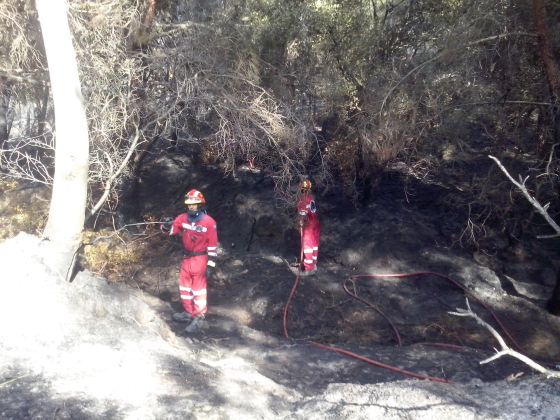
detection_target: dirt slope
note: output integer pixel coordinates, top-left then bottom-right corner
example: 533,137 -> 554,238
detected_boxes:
1,233 -> 560,419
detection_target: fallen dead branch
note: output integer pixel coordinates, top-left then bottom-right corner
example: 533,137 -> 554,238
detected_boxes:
449,299 -> 560,379
489,154 -> 560,238
0,373 -> 31,388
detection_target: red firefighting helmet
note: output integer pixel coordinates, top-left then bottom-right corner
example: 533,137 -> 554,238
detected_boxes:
300,179 -> 312,191
184,189 -> 206,205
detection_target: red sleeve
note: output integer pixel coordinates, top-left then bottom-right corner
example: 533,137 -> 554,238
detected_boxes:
206,216 -> 218,258
170,213 -> 187,236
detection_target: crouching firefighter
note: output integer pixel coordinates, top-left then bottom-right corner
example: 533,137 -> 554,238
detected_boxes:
295,179 -> 320,276
162,189 -> 218,333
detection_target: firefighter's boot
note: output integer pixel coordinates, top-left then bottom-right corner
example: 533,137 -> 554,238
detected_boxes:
173,312 -> 193,323
300,267 -> 317,277
185,315 -> 205,333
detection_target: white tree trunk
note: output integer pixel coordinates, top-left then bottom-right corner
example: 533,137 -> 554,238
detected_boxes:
36,0 -> 89,272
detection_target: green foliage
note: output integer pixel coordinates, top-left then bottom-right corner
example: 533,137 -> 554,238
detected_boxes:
2,0 -> 559,244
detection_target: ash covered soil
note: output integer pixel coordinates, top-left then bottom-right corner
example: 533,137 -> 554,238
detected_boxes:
1,153 -> 560,419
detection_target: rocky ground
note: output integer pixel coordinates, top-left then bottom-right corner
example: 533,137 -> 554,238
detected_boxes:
1,150 -> 560,419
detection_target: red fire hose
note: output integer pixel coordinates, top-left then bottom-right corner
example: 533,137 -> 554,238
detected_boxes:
282,236 -> 521,383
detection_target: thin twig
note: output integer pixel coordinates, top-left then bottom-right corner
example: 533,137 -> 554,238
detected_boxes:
0,374 -> 31,388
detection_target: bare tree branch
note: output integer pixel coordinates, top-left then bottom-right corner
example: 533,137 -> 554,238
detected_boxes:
0,134 -> 54,184
488,155 -> 560,237
87,128 -> 140,221
0,69 -> 47,84
450,299 -> 560,378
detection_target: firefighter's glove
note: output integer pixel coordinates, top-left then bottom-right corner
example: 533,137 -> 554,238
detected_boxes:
160,217 -> 173,233
207,259 -> 216,273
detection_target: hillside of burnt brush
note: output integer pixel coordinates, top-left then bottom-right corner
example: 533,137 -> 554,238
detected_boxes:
74,143 -> 560,373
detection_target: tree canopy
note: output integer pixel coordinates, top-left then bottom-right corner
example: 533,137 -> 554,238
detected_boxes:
1,0 -> 559,245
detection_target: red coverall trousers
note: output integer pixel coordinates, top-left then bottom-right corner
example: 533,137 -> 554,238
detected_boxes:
179,255 -> 208,317
301,221 -> 320,271
297,192 -> 320,272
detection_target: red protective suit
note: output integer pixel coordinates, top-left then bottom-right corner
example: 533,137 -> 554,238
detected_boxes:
170,212 -> 218,317
297,192 -> 321,271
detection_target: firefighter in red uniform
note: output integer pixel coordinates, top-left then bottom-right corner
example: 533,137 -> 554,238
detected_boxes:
296,179 -> 320,276
166,189 -> 218,333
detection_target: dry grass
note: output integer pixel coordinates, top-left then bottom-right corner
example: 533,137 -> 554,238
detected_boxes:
79,213 -> 175,282
80,228 -> 169,282
0,178 -> 167,282
0,179 -> 48,241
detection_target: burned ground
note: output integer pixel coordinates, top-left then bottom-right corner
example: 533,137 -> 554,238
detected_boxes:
1,151 -> 560,419
125,153 -> 560,366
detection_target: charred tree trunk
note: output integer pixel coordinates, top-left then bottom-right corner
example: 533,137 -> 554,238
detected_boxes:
532,0 -> 560,101
532,0 -> 560,146
143,0 -> 157,27
532,0 -> 560,315
36,83 -> 50,137
0,77 -> 10,148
